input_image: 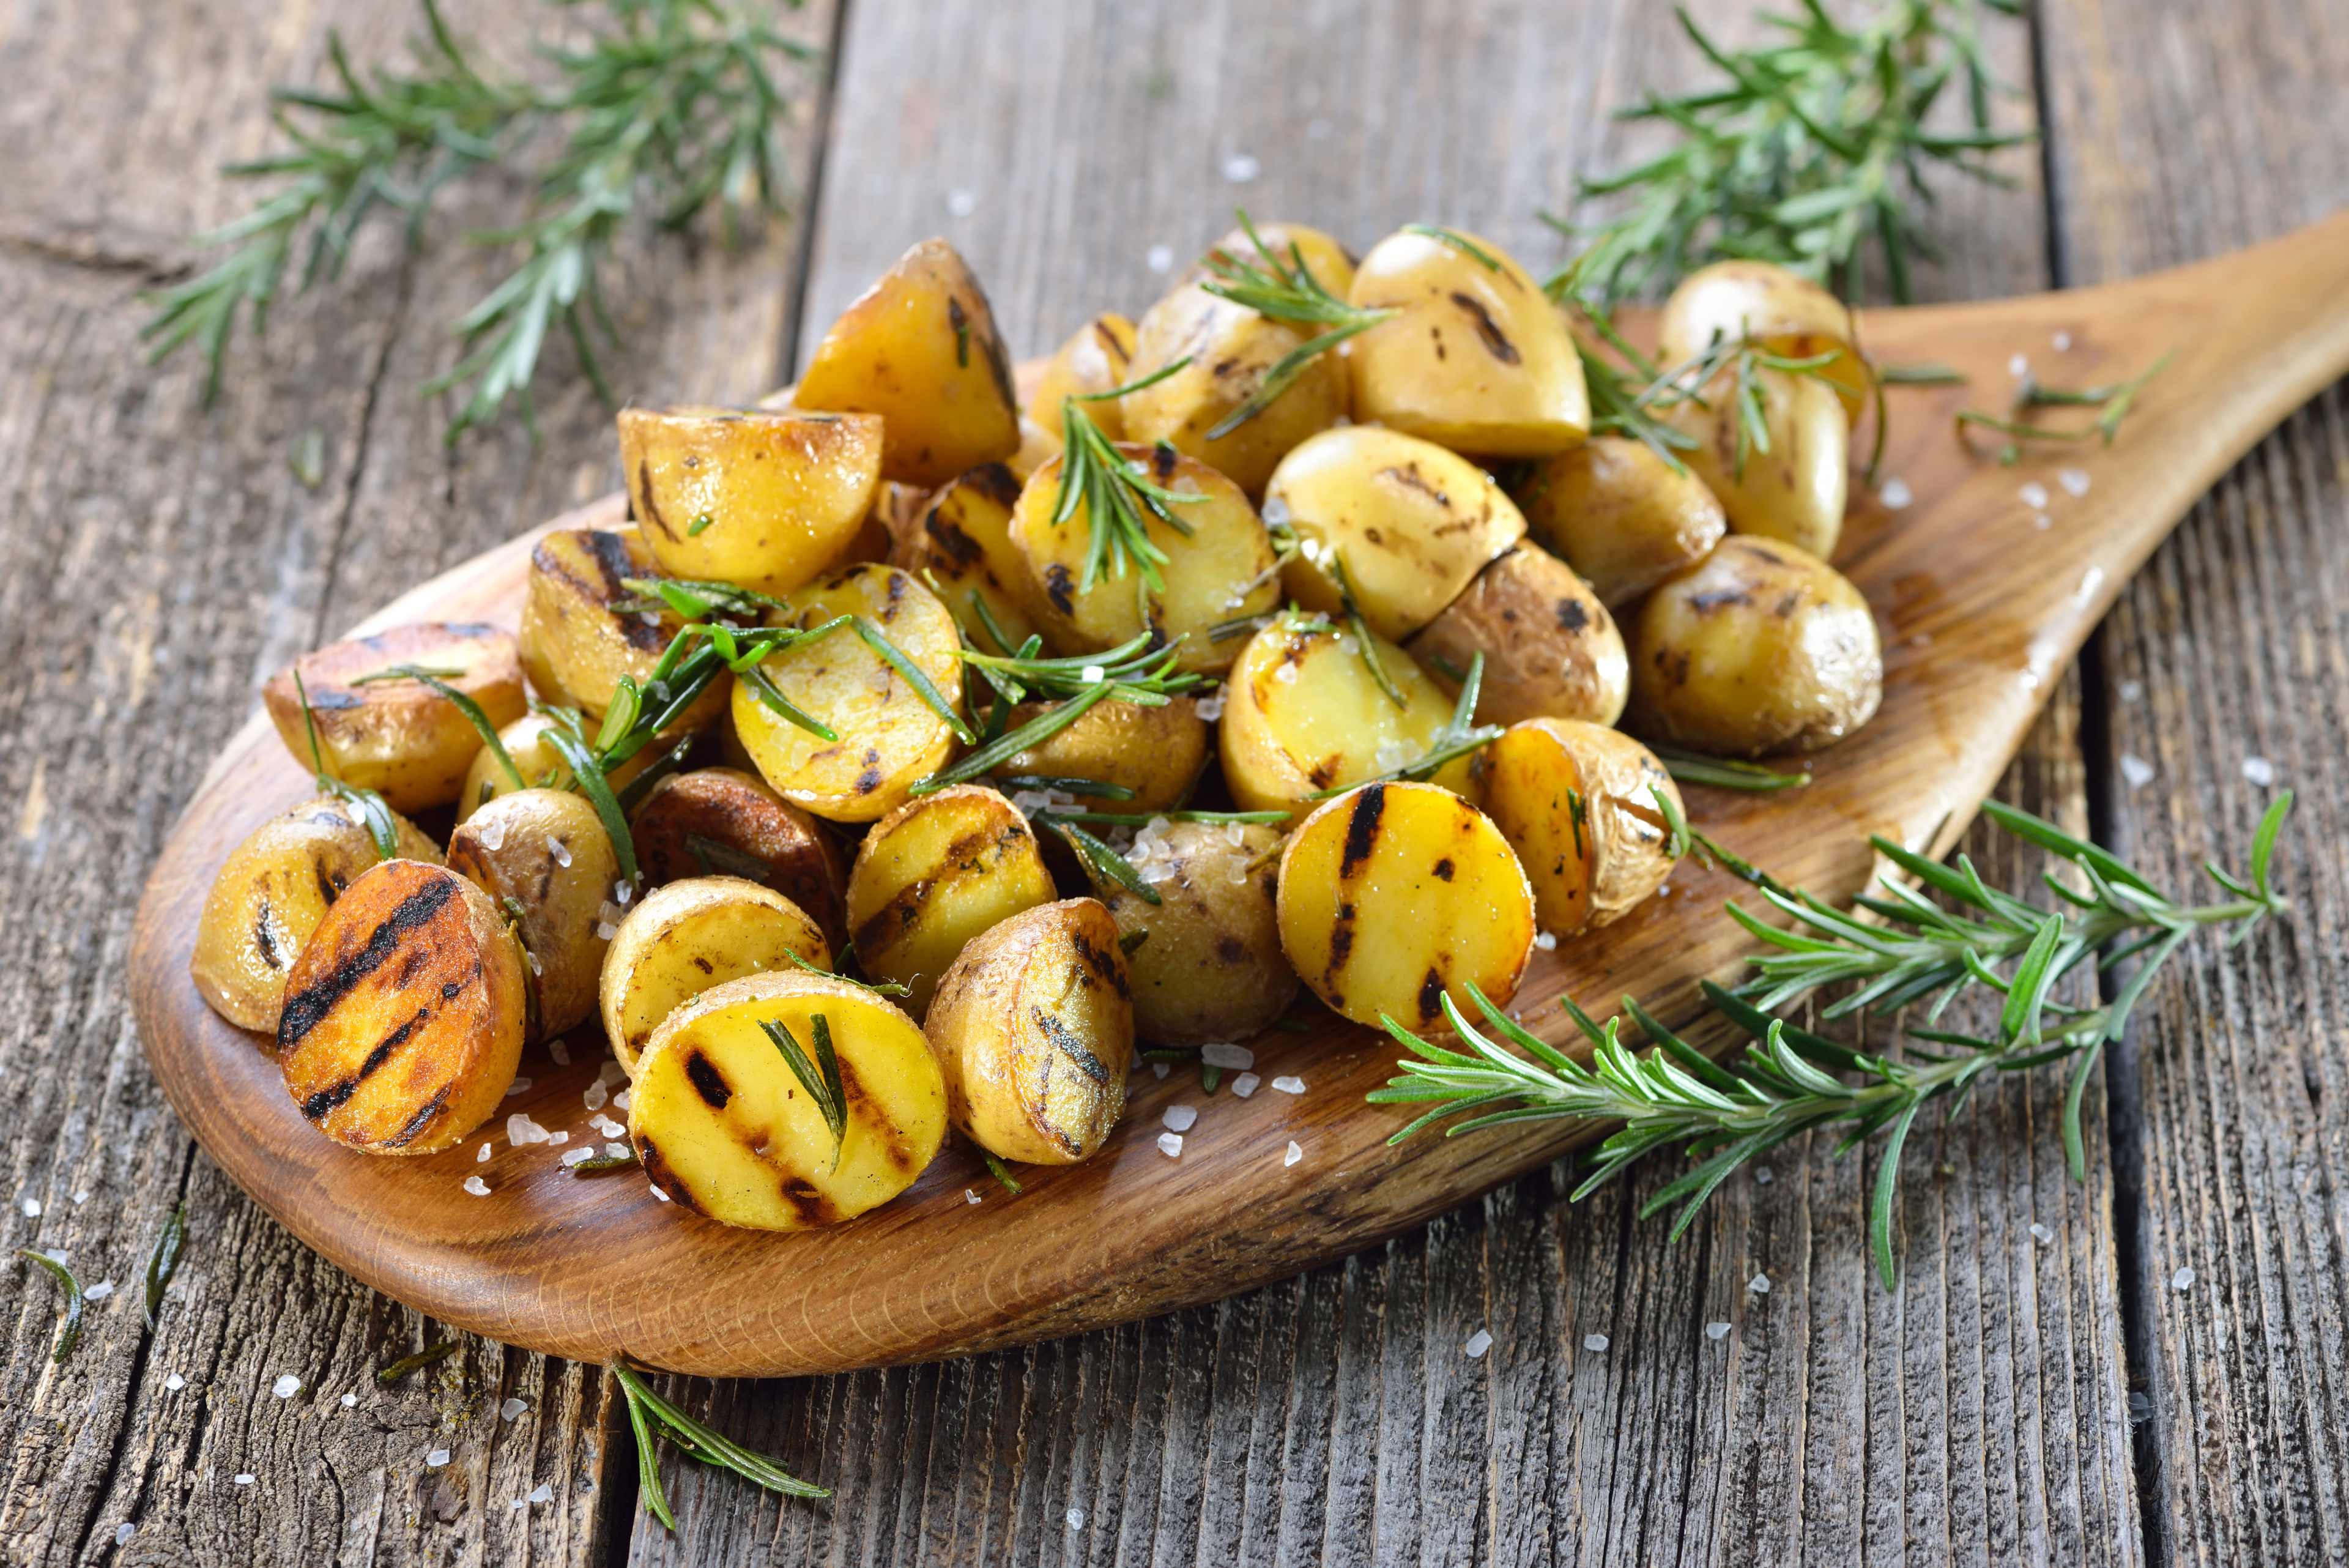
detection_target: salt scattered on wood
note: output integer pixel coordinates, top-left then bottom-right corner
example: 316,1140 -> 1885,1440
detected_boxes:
2030,1222 -> 2055,1244
2008,352 -> 2029,377
72,1191 -> 88,1206
1222,152 -> 1261,183
463,1176 -> 491,1197
1584,1334 -> 1608,1353
478,1143 -> 492,1162
507,1113 -> 549,1144
599,1060 -> 628,1087
1705,1321 -> 1732,1341
1748,1273 -> 1772,1295
1283,1140 -> 1302,1167
1463,1329 -> 1492,1359
529,1482 -> 554,1504
606,1143 -> 629,1159
272,1375 -> 300,1399
502,1397 -> 528,1421
115,1523 -> 134,1545
2172,1266 -> 2195,1291
1067,1507 -> 1086,1528
1157,1132 -> 1183,1158
584,1080 -> 609,1111
86,1280 -> 114,1299
965,1189 -> 981,1205
234,1474 -> 255,1486
341,1391 -> 357,1406
1162,1104 -> 1198,1132
20,1198 -> 37,1217
560,1147 -> 593,1167
2053,330 -> 2073,351
1271,1074 -> 1305,1094
166,1374 -> 186,1391
612,1088 -> 631,1111
650,1184 -> 671,1203
2019,481 -> 2049,509
1532,931 -> 1557,952
2120,753 -> 2156,789
2059,466 -> 2090,496
546,1131 -> 567,1145
2242,756 -> 2276,786
426,1449 -> 451,1469
1880,477 -> 1912,510
548,1037 -> 571,1067
945,188 -> 977,217
1151,1062 -> 1170,1080
505,1077 -> 533,1097
1231,1072 -> 1261,1098
1201,1042 -> 1253,1069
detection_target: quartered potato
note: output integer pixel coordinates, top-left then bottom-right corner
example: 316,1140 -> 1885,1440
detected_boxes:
845,786 -> 1055,1017
1188,220 -> 1357,299
1345,226 -> 1589,458
1665,366 -> 1850,559
190,797 -> 442,1033
1406,543 -> 1628,727
519,527 -> 724,729
278,859 -> 526,1156
1657,259 -> 1869,419
925,898 -> 1132,1165
1096,820 -> 1295,1048
889,462 -> 1039,655
1028,314 -> 1137,439
1276,782 -> 1535,1028
998,695 -> 1208,812
794,237 -> 1022,489
630,767 -> 849,951
456,710 -> 658,825
1118,283 -> 1348,498
599,877 -> 830,1074
729,565 -> 965,822
1513,434 -> 1728,610
1010,445 -> 1278,674
1630,537 -> 1882,756
618,407 -> 885,596
1218,615 -> 1468,817
263,623 -> 527,814
1269,426 -> 1526,641
446,789 -> 621,1039
629,970 -> 947,1230
1473,718 -> 1682,936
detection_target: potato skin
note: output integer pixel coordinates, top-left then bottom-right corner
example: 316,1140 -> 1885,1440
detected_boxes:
1119,283 -> 1348,498
1657,259 -> 1868,419
629,767 -> 849,951
619,407 -> 885,596
1665,366 -> 1849,559
190,798 -> 442,1033
998,696 -> 1208,812
1473,719 -> 1680,935
1268,426 -> 1526,642
519,527 -> 730,729
456,711 -> 657,825
1345,226 -> 1589,458
1514,435 -> 1728,610
1276,782 -> 1535,1028
889,462 -> 1039,655
925,898 -> 1133,1165
446,789 -> 621,1039
1217,616 -> 1469,817
599,877 -> 830,1074
263,623 -> 527,814
1097,821 -> 1294,1047
277,859 -> 526,1156
1028,314 -> 1137,439
1188,221 -> 1357,299
1406,543 -> 1628,727
795,237 -> 1022,488
845,786 -> 1056,1017
1630,537 -> 1882,757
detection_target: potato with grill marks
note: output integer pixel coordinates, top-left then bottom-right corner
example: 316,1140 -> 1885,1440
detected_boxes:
1276,781 -> 1535,1029
191,798 -> 443,1033
277,859 -> 526,1156
925,899 -> 1132,1165
446,789 -> 621,1039
845,786 -> 1056,1018
1474,718 -> 1682,937
1095,821 -> 1294,1049
1118,281 -> 1348,499
599,877 -> 831,1075
1405,543 -> 1628,728
619,407 -> 885,596
1664,366 -> 1850,560
629,767 -> 849,952
628,970 -> 947,1230
262,623 -> 527,813
518,526 -> 730,727
889,463 -> 1039,655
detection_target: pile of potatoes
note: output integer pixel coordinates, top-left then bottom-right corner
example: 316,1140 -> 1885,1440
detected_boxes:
190,223 -> 1885,1233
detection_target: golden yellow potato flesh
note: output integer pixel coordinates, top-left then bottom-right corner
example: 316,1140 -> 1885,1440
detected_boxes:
846,785 -> 1056,1018
1513,434 -> 1729,611
1406,543 -> 1628,728
518,527 -> 729,729
1218,615 -> 1468,819
1028,314 -> 1137,439
1665,366 -> 1850,559
1657,259 -> 1869,420
263,623 -> 527,814
1472,718 -> 1681,937
1096,821 -> 1295,1048
1277,782 -> 1535,1029
618,407 -> 885,597
599,877 -> 830,1075
446,789 -> 621,1041
997,695 -> 1208,812
1119,284 -> 1348,499
890,462 -> 1039,655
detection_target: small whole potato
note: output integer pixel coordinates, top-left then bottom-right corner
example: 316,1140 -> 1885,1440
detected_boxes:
190,797 -> 442,1033
997,695 -> 1208,812
1473,718 -> 1681,936
447,789 -> 622,1039
1118,283 -> 1348,498
458,711 -> 658,825
263,623 -> 527,814
1513,434 -> 1728,610
1657,259 -> 1869,419
889,462 -> 1039,655
1665,366 -> 1850,559
1406,543 -> 1628,728
619,407 -> 885,596
1027,314 -> 1137,439
599,877 -> 831,1074
925,898 -> 1132,1165
845,786 -> 1056,1017
1630,537 -> 1882,757
1097,820 -> 1294,1047
629,767 -> 850,951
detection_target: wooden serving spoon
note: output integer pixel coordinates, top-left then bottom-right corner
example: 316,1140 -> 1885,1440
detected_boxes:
130,210 -> 2349,1378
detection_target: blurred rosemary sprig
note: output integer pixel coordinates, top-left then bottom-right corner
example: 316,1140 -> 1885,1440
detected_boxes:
1196,210 -> 1394,439
141,0 -> 815,438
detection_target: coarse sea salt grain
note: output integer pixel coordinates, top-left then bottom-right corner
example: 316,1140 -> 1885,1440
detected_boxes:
596,918 -> 619,941
508,1113 -> 549,1145
2054,330 -> 2073,351
166,1374 -> 186,1391
1163,1104 -> 1198,1132
1147,243 -> 1175,273
600,1058 -> 628,1088
1157,1132 -> 1184,1158
341,1392 -> 357,1406
1067,1507 -> 1086,1529
548,837 -> 571,868
474,816 -> 507,851
1284,1140 -> 1302,1167
2019,481 -> 2050,509
1222,152 -> 1261,183
1880,477 -> 1913,510
584,1080 -> 609,1112
1754,1167 -> 1773,1186
1195,693 -> 1226,721
498,1399 -> 529,1423
1464,1329 -> 1493,1359
1274,661 -> 1299,685
2120,679 -> 2144,703
1748,1273 -> 1772,1295
2172,1266 -> 2195,1291
478,1143 -> 492,1163
2243,756 -> 2276,787
115,1523 -> 134,1545
234,1474 -> 255,1486
21,1198 -> 39,1217
546,1131 -> 568,1145
1584,1334 -> 1609,1353
2120,753 -> 2156,789
651,1184 -> 672,1203
965,1189 -> 981,1205
426,1449 -> 451,1469
1707,1321 -> 1732,1341
42,1249 -> 65,1265
2009,352 -> 2030,377
2034,513 -> 2053,531
1231,1072 -> 1261,1098
1151,1061 -> 1170,1080
530,1482 -> 554,1504
2030,1223 -> 2055,1244
73,1192 -> 88,1206
1272,1074 -> 1305,1094
593,1115 -> 626,1139
606,1143 -> 629,1160
1201,1042 -> 1253,1069
561,1147 -> 593,1167
86,1280 -> 115,1299
1533,931 -> 1559,952
2059,466 -> 2091,496
273,1375 -> 300,1399
464,1176 -> 491,1197
613,1088 -> 632,1112
505,1077 -> 533,1098
1080,664 -> 1106,685
946,188 -> 977,217
547,1037 -> 571,1068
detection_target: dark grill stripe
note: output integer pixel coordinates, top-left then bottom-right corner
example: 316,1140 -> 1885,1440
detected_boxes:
383,1083 -> 453,1148
1032,1008 -> 1109,1085
278,875 -> 458,1049
1340,785 -> 1387,880
299,1006 -> 429,1121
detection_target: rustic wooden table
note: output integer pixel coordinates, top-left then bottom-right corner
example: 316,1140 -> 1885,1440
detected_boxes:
2,0 -> 2344,1561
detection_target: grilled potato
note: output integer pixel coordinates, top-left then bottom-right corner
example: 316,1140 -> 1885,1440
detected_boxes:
262,623 -> 527,814
1406,543 -> 1628,727
997,694 -> 1208,812
629,970 -> 947,1229
926,897 -> 1132,1164
629,767 -> 849,951
1344,226 -> 1589,458
1657,259 -> 1868,420
1513,435 -> 1729,611
1028,313 -> 1137,439
729,565 -> 966,822
599,877 -> 831,1074
1630,537 -> 1882,756
456,711 -> 659,825
1118,283 -> 1348,498
794,237 -> 1022,488
618,407 -> 885,596
190,798 -> 443,1033
1276,781 -> 1535,1029
1665,366 -> 1850,559
446,789 -> 621,1039
1218,615 -> 1469,818
1096,820 -> 1294,1047
277,859 -> 527,1156
1008,413 -> 1061,483
1473,718 -> 1681,936
845,786 -> 1056,1017
1268,425 -> 1527,641
1010,444 -> 1279,675
518,527 -> 725,730
1188,220 -> 1357,298
889,462 -> 1039,655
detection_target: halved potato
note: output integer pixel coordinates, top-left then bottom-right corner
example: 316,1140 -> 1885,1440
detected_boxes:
890,462 -> 1039,655
456,711 -> 658,825
1513,434 -> 1729,610
446,789 -> 620,1039
1345,226 -> 1589,458
1118,283 -> 1347,498
277,859 -> 526,1156
629,767 -> 849,951
794,237 -> 1022,489
1657,259 -> 1868,419
845,785 -> 1055,1016
1028,314 -> 1137,439
1268,425 -> 1526,641
1218,615 -> 1468,818
1008,414 -> 1061,484
1406,543 -> 1628,727
729,564 -> 965,822
997,695 -> 1207,812
618,407 -> 885,596
1472,718 -> 1680,936
1664,366 -> 1849,559
1096,820 -> 1295,1047
190,798 -> 442,1033
1010,444 -> 1278,674
263,624 -> 527,814
924,898 -> 1132,1165
1187,220 -> 1357,298
1276,781 -> 1535,1028
599,877 -> 830,1074
629,970 -> 947,1230
518,527 -> 728,731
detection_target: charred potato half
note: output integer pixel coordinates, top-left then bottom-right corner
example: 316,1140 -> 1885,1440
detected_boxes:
1665,365 -> 1850,560
630,767 -> 849,951
889,462 -> 1039,655
845,786 -> 1056,1017
997,694 -> 1208,812
1219,615 -> 1469,817
1097,820 -> 1295,1048
262,623 -> 527,814
599,877 -> 830,1075
618,407 -> 885,596
1407,543 -> 1628,728
1473,719 -> 1681,937
446,789 -> 621,1039
518,527 -> 730,727
1513,434 -> 1729,611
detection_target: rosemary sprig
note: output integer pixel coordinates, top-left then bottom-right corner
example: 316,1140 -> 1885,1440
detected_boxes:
570,1149 -> 642,1175
376,1339 -> 462,1385
1650,743 -> 1811,792
143,1203 -> 187,1332
143,0 -> 816,436
1305,652 -> 1499,799
611,1359 -> 827,1532
354,663 -> 525,787
779,947 -> 911,998
759,1014 -> 846,1170
1196,211 -> 1397,439
1956,351 -> 2172,451
979,1148 -> 1023,1195
18,1250 -> 84,1364
1037,816 -> 1163,906
915,634 -> 1204,797
1327,554 -> 1407,710
1053,364 -> 1204,594
291,670 -> 401,861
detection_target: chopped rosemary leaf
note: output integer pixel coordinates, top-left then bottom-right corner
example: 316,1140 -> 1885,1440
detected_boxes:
144,1202 -> 187,1331
542,726 -> 640,886
611,1359 -> 827,1534
569,1150 -> 640,1175
1878,361 -> 1966,386
1305,650 -> 1497,798
852,619 -> 974,744
911,681 -> 1118,797
760,1014 -> 847,1170
1400,223 -> 1501,270
990,774 -> 1139,801
1055,363 -> 1204,594
1197,210 -> 1397,439
780,947 -> 911,998
1118,928 -> 1151,956
1956,351 -> 2170,449
376,1340 -> 461,1386
1039,816 -> 1163,905
18,1249 -> 84,1364
980,1148 -> 1023,1195
688,514 -> 716,536
1203,1062 -> 1223,1094
685,833 -> 771,882
1328,553 -> 1406,710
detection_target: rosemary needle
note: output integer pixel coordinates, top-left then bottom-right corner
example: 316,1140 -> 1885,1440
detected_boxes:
144,1203 -> 187,1331
18,1250 -> 84,1364
376,1340 -> 462,1386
